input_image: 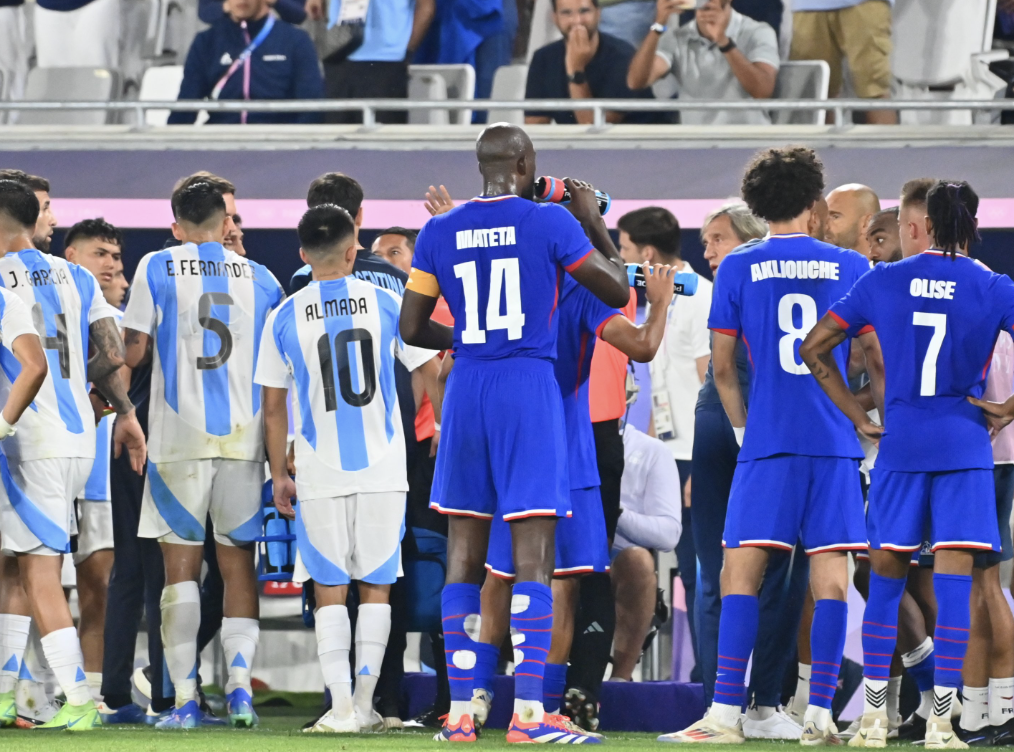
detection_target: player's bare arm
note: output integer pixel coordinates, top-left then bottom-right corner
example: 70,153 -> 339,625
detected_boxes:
800,314 -> 883,443
90,316 -> 148,473
564,179 -> 631,309
400,290 -> 454,351
600,263 -> 676,362
711,331 -> 747,434
858,330 -> 885,421
968,392 -> 1014,437
123,326 -> 153,369
0,332 -> 48,432
263,385 -> 296,520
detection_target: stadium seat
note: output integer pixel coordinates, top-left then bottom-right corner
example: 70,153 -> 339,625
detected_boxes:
18,67 -> 120,126
487,64 -> 529,126
138,64 -> 186,126
527,0 -> 562,63
408,64 -> 475,125
772,60 -> 830,125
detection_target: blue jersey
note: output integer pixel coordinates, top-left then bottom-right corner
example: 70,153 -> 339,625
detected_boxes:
410,195 -> 594,362
555,278 -> 620,489
830,251 -> 1014,472
708,234 -> 869,461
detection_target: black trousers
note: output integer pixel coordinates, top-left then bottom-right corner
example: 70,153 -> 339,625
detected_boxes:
323,59 -> 409,124
100,452 -> 172,711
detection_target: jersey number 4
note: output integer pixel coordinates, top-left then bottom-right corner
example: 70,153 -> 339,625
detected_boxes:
32,303 -> 70,379
913,312 -> 946,396
454,259 -> 526,344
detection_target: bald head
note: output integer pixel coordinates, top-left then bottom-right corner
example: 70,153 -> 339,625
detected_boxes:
476,123 -> 537,199
825,184 -> 881,256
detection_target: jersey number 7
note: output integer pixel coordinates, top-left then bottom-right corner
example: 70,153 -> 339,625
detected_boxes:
454,258 -> 526,344
913,312 -> 946,396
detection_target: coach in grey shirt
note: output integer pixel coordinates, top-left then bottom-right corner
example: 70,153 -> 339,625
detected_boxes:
627,0 -> 779,125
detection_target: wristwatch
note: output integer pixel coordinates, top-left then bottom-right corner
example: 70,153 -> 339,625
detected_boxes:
718,38 -> 737,53
649,22 -> 667,34
568,70 -> 587,85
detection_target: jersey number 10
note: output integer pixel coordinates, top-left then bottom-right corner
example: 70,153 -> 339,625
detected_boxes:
318,329 -> 376,411
454,259 -> 526,344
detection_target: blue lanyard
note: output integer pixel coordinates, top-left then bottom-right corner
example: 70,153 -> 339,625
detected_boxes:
211,14 -> 276,101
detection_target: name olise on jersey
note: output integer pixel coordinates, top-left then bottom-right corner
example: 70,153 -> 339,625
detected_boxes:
910,279 -> 956,300
304,296 -> 370,322
455,226 -> 517,250
750,259 -> 840,283
165,258 -> 257,279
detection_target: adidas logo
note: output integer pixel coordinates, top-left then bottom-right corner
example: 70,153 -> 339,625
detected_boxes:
220,52 -> 233,65
583,622 -> 605,635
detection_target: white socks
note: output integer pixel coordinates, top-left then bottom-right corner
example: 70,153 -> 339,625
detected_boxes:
354,603 -> 390,717
934,686 -> 960,720
161,581 -> 201,708
316,605 -> 353,721
788,663 -> 811,717
864,678 -> 888,714
710,701 -> 742,729
804,704 -> 833,732
989,677 -> 1014,727
221,617 -> 259,695
887,675 -> 903,721
961,686 -> 989,731
0,614 -> 30,694
85,672 -> 103,703
39,627 -> 91,706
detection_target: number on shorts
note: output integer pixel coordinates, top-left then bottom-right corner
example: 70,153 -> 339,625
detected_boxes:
454,259 -> 526,344
913,312 -> 946,396
777,293 -> 818,374
317,328 -> 377,411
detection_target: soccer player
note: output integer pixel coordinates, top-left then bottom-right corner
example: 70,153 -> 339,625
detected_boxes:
473,261 -> 676,730
122,180 -> 284,729
867,208 -> 903,265
801,180 -> 1013,750
0,179 -> 145,731
61,218 -> 125,702
660,146 -> 875,745
257,204 -> 435,733
399,123 -> 630,743
0,169 -> 57,253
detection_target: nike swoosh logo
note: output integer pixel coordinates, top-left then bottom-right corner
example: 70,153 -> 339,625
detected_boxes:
67,717 -> 82,728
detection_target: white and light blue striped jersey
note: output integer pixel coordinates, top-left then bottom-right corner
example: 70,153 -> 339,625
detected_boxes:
255,277 -> 436,501
0,250 -> 114,462
82,309 -> 123,502
122,242 -> 284,463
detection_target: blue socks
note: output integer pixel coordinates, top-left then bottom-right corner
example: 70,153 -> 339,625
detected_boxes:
932,574 -> 971,691
902,637 -> 936,693
442,583 -> 481,705
472,641 -> 500,696
713,594 -> 758,709
511,582 -> 553,705
809,599 -> 848,710
862,573 -> 906,682
543,662 -> 568,714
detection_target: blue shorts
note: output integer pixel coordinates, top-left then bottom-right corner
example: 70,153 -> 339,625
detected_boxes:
868,468 -> 1000,554
429,357 -> 570,521
723,455 -> 865,554
485,486 -> 609,579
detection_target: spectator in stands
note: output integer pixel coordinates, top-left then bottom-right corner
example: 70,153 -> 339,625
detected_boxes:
598,0 -> 658,49
169,0 -> 323,125
825,183 -> 880,259
789,0 -> 897,125
34,0 -> 119,69
200,0 -> 307,25
313,0 -> 436,125
610,424 -> 682,681
627,0 -> 779,124
0,0 -> 28,107
525,0 -> 649,125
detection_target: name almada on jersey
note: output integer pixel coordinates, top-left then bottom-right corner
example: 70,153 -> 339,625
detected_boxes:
751,259 -> 840,282
456,227 -> 516,249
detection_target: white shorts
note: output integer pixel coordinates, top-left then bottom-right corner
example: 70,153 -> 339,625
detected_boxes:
73,499 -> 114,564
0,457 -> 91,556
139,458 -> 264,546
293,492 -> 406,587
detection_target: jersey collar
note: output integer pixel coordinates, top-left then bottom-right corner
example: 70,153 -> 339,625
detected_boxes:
767,233 -> 809,239
470,194 -> 519,203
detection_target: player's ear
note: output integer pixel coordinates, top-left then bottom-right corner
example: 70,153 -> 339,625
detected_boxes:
298,247 -> 309,264
355,207 -> 363,228
64,246 -> 77,263
171,222 -> 183,242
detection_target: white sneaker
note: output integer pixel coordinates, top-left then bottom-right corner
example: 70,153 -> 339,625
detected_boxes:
744,709 -> 803,740
839,718 -> 861,740
355,707 -> 385,733
801,720 -> 842,746
658,715 -> 745,744
888,712 -> 902,739
471,688 -> 492,729
383,716 -> 403,730
848,710 -> 889,748
785,698 -> 807,727
925,716 -> 968,749
304,709 -> 360,733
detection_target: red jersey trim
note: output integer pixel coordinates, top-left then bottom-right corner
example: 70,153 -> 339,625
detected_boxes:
595,313 -> 621,339
828,311 -> 849,330
858,324 -> 875,336
563,248 -> 595,273
710,327 -> 739,337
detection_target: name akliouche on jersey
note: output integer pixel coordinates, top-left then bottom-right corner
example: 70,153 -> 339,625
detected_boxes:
165,258 -> 256,279
6,266 -> 71,289
456,226 -> 517,250
751,259 -> 841,282
305,296 -> 370,322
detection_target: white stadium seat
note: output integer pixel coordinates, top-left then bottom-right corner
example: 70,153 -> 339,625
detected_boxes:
772,60 -> 830,125
487,64 -> 529,126
408,64 -> 475,125
19,67 -> 120,126
138,64 -> 186,126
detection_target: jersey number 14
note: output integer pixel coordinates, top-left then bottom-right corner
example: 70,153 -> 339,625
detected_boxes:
454,259 -> 526,344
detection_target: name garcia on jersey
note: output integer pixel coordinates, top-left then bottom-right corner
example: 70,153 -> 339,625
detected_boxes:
751,259 -> 841,282
305,296 -> 369,321
456,226 -> 517,250
6,266 -> 71,289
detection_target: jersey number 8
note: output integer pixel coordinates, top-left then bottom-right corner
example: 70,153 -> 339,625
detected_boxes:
454,258 -> 526,344
777,293 -> 818,375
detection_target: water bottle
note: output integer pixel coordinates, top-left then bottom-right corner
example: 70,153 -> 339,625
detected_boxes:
535,176 -> 611,215
626,263 -> 699,297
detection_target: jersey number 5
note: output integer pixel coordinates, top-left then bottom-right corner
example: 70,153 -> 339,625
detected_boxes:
197,292 -> 234,370
454,259 -> 526,344
318,329 -> 376,411
777,293 -> 818,375
913,312 -> 946,396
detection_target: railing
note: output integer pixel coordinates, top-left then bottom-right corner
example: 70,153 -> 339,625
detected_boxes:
1,98 -> 1011,129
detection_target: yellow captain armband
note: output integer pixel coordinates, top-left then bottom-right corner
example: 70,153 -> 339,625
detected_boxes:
407,268 -> 441,298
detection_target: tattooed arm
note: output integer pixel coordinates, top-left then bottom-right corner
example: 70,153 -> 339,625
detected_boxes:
124,327 -> 153,369
89,316 -> 148,474
800,314 -> 883,443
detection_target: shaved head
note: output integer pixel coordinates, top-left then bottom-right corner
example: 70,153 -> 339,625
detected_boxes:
867,207 -> 902,264
826,183 -> 881,256
476,123 -> 537,200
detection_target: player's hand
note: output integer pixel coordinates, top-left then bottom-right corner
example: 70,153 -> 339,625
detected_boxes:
697,1 -> 732,46
113,410 -> 148,475
856,418 -> 884,446
0,410 -> 16,439
565,25 -> 595,74
430,428 -> 440,457
273,475 -> 297,520
643,263 -> 676,310
968,396 -> 1014,437
424,185 -> 455,217
563,178 -> 601,227
655,0 -> 685,25
286,442 -> 297,476
89,392 -> 107,425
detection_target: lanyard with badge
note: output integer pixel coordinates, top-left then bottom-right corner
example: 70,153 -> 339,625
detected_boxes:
650,300 -> 678,442
211,14 -> 276,124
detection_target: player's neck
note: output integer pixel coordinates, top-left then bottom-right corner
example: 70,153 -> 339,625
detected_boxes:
767,216 -> 810,237
0,230 -> 35,256
311,263 -> 352,281
481,178 -> 522,198
179,232 -> 224,245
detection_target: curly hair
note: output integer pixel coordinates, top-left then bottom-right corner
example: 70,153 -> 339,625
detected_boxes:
740,146 -> 825,223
